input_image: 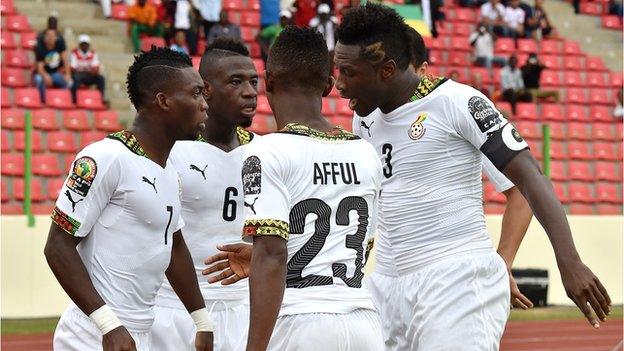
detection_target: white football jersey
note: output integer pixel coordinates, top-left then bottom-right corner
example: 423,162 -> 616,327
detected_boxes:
156,128 -> 257,308
352,77 -> 528,276
52,131 -> 184,333
241,123 -> 383,316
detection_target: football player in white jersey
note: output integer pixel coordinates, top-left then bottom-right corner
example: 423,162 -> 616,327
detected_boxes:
235,27 -> 383,351
151,39 -> 259,351
332,3 -> 611,349
45,48 -> 214,351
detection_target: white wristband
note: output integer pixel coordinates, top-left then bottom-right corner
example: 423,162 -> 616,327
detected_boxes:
190,308 -> 214,332
89,305 -> 123,335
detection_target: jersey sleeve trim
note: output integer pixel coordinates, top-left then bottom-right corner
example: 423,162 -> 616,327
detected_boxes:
243,219 -> 289,241
51,206 -> 81,236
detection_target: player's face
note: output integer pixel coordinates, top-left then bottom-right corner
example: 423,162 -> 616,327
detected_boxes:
334,42 -> 385,117
167,67 -> 208,140
205,56 -> 258,128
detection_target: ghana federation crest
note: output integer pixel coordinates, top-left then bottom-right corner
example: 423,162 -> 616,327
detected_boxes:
408,113 -> 427,140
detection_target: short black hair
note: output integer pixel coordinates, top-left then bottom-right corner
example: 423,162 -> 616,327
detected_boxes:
336,3 -> 412,70
126,46 -> 193,109
406,26 -> 427,68
199,38 -> 250,78
267,26 -> 329,93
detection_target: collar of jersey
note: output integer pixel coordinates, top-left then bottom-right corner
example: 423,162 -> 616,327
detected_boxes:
279,123 -> 359,141
196,127 -> 254,145
409,75 -> 448,102
107,130 -> 149,158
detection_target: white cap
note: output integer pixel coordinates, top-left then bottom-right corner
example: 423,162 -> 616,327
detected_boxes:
317,3 -> 330,14
279,9 -> 292,19
78,34 -> 91,44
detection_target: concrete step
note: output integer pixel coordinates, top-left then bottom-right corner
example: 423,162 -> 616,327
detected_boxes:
15,1 -> 100,18
26,15 -> 127,36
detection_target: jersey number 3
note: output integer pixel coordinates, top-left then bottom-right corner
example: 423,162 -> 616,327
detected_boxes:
287,197 -> 368,289
382,143 -> 393,178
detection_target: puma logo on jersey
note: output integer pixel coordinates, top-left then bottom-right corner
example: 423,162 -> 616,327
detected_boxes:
244,196 -> 258,215
190,164 -> 208,180
142,176 -> 157,193
64,190 -> 84,212
360,121 -> 374,137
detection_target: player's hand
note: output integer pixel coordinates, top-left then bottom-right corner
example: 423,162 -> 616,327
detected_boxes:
508,271 -> 533,309
102,326 -> 137,351
202,243 -> 252,285
194,331 -> 214,351
560,259 -> 611,328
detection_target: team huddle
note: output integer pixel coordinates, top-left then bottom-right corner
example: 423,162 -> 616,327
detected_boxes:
44,3 -> 611,351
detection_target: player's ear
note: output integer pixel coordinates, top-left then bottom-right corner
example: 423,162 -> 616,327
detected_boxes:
322,75 -> 335,97
380,59 -> 397,81
155,91 -> 169,110
416,61 -> 428,78
203,79 -> 213,100
265,70 -> 274,93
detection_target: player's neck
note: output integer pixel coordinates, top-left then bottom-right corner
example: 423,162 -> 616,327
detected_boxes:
200,116 -> 239,152
270,93 -> 333,132
378,71 -> 421,114
130,118 -> 175,168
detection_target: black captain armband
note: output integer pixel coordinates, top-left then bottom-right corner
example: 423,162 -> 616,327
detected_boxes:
480,123 -> 529,171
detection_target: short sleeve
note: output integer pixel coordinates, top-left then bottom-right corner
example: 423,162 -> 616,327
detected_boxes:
52,145 -> 119,237
450,84 -> 529,171
35,47 -> 45,62
482,155 -> 514,192
240,140 -> 290,242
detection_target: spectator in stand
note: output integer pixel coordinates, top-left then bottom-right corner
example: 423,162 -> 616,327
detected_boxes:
36,15 -> 66,51
609,0 -> 623,18
480,0 -> 507,36
294,0 -> 320,27
129,0 -> 164,53
501,54 -> 532,114
503,0 -> 525,38
173,0 -> 198,55
472,72 -> 491,98
100,0 -> 128,19
469,23 -> 507,68
260,0 -> 281,28
34,29 -> 70,103
309,4 -> 337,71
524,0 -> 552,39
170,30 -> 190,55
158,0 -> 176,48
257,10 -> 292,63
448,69 -> 461,82
207,10 -> 241,44
613,88 -> 623,118
70,34 -> 106,105
194,0 -> 221,38
521,53 -> 559,102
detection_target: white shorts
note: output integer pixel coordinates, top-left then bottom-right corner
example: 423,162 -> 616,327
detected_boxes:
150,301 -> 249,351
53,304 -> 151,351
268,309 -> 384,351
366,251 -> 510,351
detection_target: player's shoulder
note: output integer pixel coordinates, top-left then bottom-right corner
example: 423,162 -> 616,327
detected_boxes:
77,134 -> 125,163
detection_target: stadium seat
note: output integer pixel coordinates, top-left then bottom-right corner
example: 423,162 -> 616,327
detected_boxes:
586,56 -> 607,71
247,0 -> 260,10
595,162 -> 621,182
609,72 -> 623,87
1,67 -> 27,87
47,178 -> 66,201
593,142 -> 617,160
562,41 -> 582,56
256,95 -> 271,114
540,70 -> 560,87
527,140 -> 542,160
563,56 -> 583,70
517,39 -> 538,53
580,1 -> 602,14
1,108 -> 25,129
494,38 -> 515,53
589,105 -> 613,122
596,204 -> 622,215
1,0 -> 15,14
94,110 -> 123,132
596,183 -> 620,203
430,37 -> 445,50
241,26 -> 255,43
539,40 -> 561,54
540,55 -> 561,70
514,121 -> 540,140
1,131 -> 10,152
453,22 -> 472,36
589,89 -> 610,105
240,11 -> 260,26
562,71 -> 582,86
566,104 -> 588,121
568,183 -> 592,203
568,161 -> 592,181
111,3 -> 129,19
329,116 -> 353,132
549,161 -> 567,181
566,89 -> 587,104
80,131 -> 106,148
76,90 -> 106,110
568,203 -> 594,215
335,98 -> 353,116
322,98 -> 335,115
447,67 -> 468,82
549,141 -> 567,160
13,178 -> 45,202
140,37 -> 166,51
249,42 -> 261,59
552,181 -> 569,202
62,110 -> 90,131
191,56 -> 201,69
568,141 -> 592,160
483,182 -> 506,203
450,36 -> 471,52
14,88 -> 43,108
1,153 -> 24,176
5,14 -> 31,32
567,122 -> 591,140
427,50 -> 445,65
592,123 -> 616,141
1,203 -> 24,214
252,59 -> 265,75
602,15 -> 623,29
4,49 -> 32,68
2,87 -> 12,108
32,109 -> 59,130
470,67 -> 491,84
223,0 -> 243,10
617,124 -> 623,140
47,131 -> 78,153
1,181 -> 9,202
19,31 -> 37,49
545,122 -> 566,140
31,154 -> 62,176
515,103 -> 537,120
586,72 -> 607,87
248,114 -> 275,135
495,102 -> 513,118
448,51 -> 470,66
31,203 -> 55,215
13,130 -> 43,152
45,89 -> 74,109
454,8 -> 477,22
541,103 -> 564,121
62,154 -> 75,173
1,31 -> 17,49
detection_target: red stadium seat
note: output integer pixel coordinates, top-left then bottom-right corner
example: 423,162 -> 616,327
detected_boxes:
247,0 -> 260,10
541,55 -> 561,70
47,178 -> 66,201
252,59 -> 264,75
454,8 -> 477,22
569,203 -> 594,215
249,42 -> 261,59
4,49 -> 32,68
567,122 -> 591,140
539,40 -> 561,54
1,0 -> 15,14
329,116 -> 353,132
453,22 -> 472,36
1,108 -> 25,129
222,0 -> 243,10
191,56 -> 201,69
540,70 -> 560,87
47,131 -> 77,153
80,131 -> 106,148
514,121 -> 540,140
596,183 -> 620,203
589,105 -> 613,122
94,110 -> 123,132
31,202 -> 55,215
517,39 -> 538,53
111,3 -> 129,19
586,72 -> 607,87
541,104 -> 564,121
32,109 -> 59,130
563,56 -> 583,70
470,67 -> 491,84
430,38 -> 445,50
566,89 -> 587,104
322,98 -> 335,115
586,56 -> 607,71
255,95 -> 271,114
515,103 -> 537,120
62,110 -> 90,131
617,124 -> 623,140
580,1 -> 602,14
568,161 -> 592,181
592,123 -> 616,141
13,178 -> 45,202
563,40 -> 582,56
552,182 -> 569,203
596,204 -> 622,215
249,114 -> 276,134
546,122 -> 566,140
549,141 -> 567,160
494,38 -> 515,53
19,31 -> 37,49
1,130 -> 10,152
1,181 -> 9,202
335,98 -> 353,116
450,36 -> 471,52
568,183 -> 592,203
62,154 -> 75,173
1,153 -> 24,176
568,141 -> 592,160
427,50 -> 445,66
241,26 -> 255,43
602,15 -> 623,29
5,15 -> 31,32
566,104 -> 588,121
240,11 -> 260,26
595,162 -> 621,181
2,87 -> 12,108
76,90 -> 106,110
483,182 -> 506,203
609,72 -> 623,87
31,154 -> 62,176
45,89 -> 74,109
448,51 -> 469,66
1,31 -> 17,49
495,102 -> 513,118
13,130 -> 43,152
1,203 -> 24,214
140,37 -> 166,51
593,142 -> 617,160
562,71 -> 582,86
589,89 -> 610,105
527,140 -> 542,160
2,67 -> 27,87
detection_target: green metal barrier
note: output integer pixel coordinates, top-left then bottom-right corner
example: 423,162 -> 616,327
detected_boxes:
23,111 -> 35,227
542,124 -> 551,178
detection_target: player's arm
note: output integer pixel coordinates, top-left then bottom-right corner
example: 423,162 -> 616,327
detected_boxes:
44,153 -> 136,351
166,230 -> 213,351
455,92 -> 611,327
